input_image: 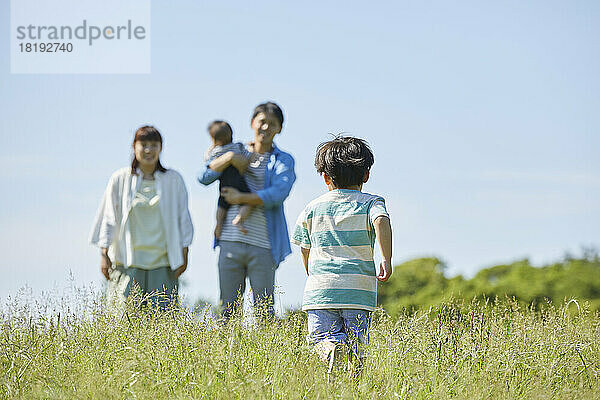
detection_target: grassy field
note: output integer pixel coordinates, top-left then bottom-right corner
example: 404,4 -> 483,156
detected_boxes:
1,293 -> 599,399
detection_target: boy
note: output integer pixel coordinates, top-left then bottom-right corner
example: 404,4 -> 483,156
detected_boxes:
291,136 -> 392,374
204,120 -> 253,238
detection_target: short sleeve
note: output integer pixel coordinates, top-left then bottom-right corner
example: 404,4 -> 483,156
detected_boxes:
291,208 -> 312,249
205,145 -> 224,162
369,198 -> 389,225
203,148 -> 213,162
238,143 -> 252,158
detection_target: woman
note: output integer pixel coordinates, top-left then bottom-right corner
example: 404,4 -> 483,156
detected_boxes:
90,126 -> 193,309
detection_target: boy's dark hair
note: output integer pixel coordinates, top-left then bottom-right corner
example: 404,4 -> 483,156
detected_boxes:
252,102 -> 284,126
208,120 -> 233,144
315,136 -> 374,189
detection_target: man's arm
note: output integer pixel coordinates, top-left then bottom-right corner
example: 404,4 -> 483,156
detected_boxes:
255,153 -> 296,209
373,216 -> 392,282
301,247 -> 310,275
220,188 -> 264,206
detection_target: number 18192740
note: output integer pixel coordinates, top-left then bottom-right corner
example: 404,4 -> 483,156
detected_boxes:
19,42 -> 73,52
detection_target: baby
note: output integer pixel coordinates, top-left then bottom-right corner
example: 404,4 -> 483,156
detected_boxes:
204,121 -> 253,238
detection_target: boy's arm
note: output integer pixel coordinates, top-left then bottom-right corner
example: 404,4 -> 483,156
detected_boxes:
373,216 -> 392,282
208,151 -> 249,173
291,209 -> 312,275
301,247 -> 310,275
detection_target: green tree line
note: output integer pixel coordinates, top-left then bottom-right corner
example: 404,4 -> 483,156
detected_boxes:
378,249 -> 600,315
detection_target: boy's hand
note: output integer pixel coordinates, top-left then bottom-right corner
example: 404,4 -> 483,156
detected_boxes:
377,260 -> 392,282
373,216 -> 392,282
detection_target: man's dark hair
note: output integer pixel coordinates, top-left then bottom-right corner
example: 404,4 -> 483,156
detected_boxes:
208,120 -> 233,144
315,136 -> 374,189
252,102 -> 284,126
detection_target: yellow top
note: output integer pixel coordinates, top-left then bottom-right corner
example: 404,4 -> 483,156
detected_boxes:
129,178 -> 169,269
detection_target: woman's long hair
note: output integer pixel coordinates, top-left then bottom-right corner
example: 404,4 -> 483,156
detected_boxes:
131,126 -> 168,175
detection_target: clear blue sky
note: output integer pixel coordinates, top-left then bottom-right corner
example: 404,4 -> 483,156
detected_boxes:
1,1 -> 598,311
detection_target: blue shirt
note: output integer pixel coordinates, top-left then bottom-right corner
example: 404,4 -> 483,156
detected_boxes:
198,145 -> 296,265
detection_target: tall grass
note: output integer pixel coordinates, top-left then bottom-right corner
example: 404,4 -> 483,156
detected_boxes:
1,290 -> 598,399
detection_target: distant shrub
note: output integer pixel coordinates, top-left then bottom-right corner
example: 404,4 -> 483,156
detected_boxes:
379,254 -> 600,316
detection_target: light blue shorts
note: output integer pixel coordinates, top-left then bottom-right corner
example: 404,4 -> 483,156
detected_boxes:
306,309 -> 372,355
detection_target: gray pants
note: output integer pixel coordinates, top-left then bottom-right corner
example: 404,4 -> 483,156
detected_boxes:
108,265 -> 178,311
218,241 -> 277,320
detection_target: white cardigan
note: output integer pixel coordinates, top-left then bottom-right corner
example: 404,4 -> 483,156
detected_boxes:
89,167 -> 194,268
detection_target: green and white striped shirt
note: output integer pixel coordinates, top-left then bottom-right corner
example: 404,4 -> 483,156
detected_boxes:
291,189 -> 389,311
